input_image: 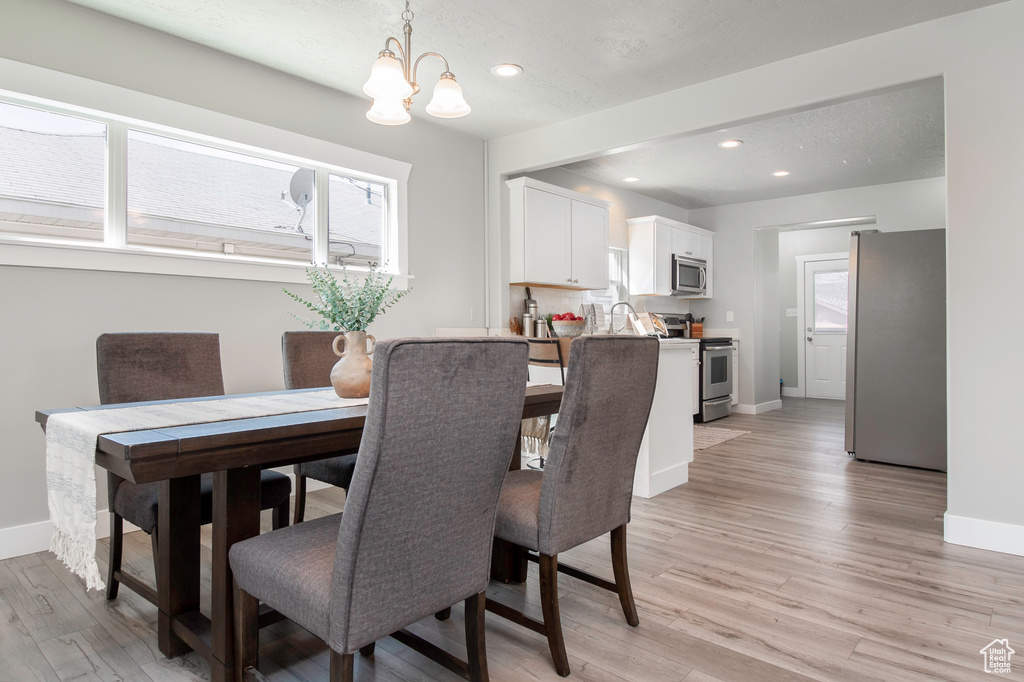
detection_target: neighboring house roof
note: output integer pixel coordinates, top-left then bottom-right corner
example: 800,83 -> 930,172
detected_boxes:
0,126 -> 383,250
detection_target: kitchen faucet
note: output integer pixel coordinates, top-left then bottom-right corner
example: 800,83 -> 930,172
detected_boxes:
608,301 -> 638,335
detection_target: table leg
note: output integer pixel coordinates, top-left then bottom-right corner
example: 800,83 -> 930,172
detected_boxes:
210,466 -> 261,682
510,424 -> 522,471
157,475 -> 201,658
491,427 -> 528,583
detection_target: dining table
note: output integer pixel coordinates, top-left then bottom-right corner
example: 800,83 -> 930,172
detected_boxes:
36,383 -> 563,682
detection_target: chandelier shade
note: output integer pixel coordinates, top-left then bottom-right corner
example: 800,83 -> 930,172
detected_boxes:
425,73 -> 471,118
366,97 -> 412,126
363,52 -> 414,100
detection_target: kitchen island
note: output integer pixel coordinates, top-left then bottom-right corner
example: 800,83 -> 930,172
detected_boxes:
633,338 -> 699,498
524,335 -> 698,498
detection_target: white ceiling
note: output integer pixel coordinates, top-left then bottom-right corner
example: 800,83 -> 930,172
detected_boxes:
561,78 -> 946,209
64,0 -> 1002,139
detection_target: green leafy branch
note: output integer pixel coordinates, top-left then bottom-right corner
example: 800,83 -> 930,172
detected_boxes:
282,265 -> 410,332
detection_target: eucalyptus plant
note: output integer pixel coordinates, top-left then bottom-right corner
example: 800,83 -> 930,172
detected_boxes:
282,265 -> 410,332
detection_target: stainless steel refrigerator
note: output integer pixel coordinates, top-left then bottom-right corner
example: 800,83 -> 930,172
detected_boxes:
844,229 -> 947,471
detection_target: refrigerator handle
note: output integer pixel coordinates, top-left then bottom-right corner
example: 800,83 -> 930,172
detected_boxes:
845,232 -> 861,454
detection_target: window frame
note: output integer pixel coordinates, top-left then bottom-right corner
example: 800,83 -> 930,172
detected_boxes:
0,68 -> 412,287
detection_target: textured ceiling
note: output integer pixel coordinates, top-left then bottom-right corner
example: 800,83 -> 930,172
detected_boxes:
64,0 -> 1002,139
561,79 -> 945,209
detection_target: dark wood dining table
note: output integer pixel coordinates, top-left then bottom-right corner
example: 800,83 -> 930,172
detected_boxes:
36,383 -> 563,682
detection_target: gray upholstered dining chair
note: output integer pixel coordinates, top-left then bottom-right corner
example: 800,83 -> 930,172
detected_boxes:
96,332 -> 292,603
487,335 -> 659,677
281,330 -> 360,524
230,337 -> 530,682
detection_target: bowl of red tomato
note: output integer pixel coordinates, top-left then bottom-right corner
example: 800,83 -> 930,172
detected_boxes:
550,312 -> 586,338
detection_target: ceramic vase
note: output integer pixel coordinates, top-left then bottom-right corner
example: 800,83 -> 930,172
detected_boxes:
330,331 -> 376,398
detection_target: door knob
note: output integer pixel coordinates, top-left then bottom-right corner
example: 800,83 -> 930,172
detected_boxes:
807,336 -> 813,342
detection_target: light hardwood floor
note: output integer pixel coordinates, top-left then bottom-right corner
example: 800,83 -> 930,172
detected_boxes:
4,398 -> 1023,681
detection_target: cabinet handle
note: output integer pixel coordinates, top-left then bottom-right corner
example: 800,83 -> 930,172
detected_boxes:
573,278 -> 578,284
685,250 -> 692,255
567,278 -> 572,283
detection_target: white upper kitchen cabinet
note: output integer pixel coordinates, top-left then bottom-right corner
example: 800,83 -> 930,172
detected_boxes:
507,177 -> 611,289
627,215 -> 715,299
672,228 -> 703,261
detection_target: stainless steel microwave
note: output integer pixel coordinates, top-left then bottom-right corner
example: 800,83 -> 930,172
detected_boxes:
672,254 -> 707,296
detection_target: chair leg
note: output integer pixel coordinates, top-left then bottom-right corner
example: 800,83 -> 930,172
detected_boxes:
359,642 -> 375,657
465,591 -> 489,682
434,607 -> 451,621
539,554 -> 570,677
105,513 -> 123,600
293,467 -> 307,525
610,525 -> 639,627
329,650 -> 354,682
233,580 -> 260,682
272,497 -> 289,530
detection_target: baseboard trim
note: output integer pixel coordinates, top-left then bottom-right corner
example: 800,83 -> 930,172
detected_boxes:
781,387 -> 802,398
0,510 -> 143,561
636,462 -> 688,500
286,471 -> 332,493
733,400 -> 783,415
944,512 -> 1024,557
1,475 -> 331,561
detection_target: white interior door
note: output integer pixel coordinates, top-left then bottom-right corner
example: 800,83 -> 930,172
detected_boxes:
804,259 -> 849,399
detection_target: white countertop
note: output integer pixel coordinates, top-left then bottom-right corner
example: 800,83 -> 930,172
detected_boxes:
658,338 -> 700,347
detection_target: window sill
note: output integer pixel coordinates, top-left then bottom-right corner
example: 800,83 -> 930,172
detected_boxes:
0,236 -> 413,289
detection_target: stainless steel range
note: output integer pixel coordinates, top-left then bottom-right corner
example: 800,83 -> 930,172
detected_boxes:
657,316 -> 734,422
697,337 -> 733,422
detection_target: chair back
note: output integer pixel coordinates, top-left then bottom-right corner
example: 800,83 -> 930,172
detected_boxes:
96,332 -> 225,506
538,335 -> 659,556
328,337 -> 529,652
282,331 -> 341,389
96,332 -> 224,404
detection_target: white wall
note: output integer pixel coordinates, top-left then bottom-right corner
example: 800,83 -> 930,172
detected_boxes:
0,0 -> 485,545
486,0 -> 1024,553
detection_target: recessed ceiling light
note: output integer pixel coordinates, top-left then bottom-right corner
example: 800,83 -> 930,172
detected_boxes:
772,170 -> 790,177
490,63 -> 523,77
623,177 -> 640,183
718,140 -> 743,148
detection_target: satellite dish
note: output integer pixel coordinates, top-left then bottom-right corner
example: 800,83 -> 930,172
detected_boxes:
290,168 -> 314,209
288,168 -> 314,235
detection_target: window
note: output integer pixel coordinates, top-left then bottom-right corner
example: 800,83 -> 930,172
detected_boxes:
126,131 -> 316,262
328,174 -> 385,265
584,248 -> 628,310
0,91 -> 404,278
0,102 -> 106,242
813,270 -> 849,333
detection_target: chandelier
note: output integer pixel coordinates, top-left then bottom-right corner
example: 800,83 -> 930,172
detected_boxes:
362,1 -> 470,126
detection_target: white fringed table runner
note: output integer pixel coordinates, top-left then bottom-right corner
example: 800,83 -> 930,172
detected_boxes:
45,389 -> 368,591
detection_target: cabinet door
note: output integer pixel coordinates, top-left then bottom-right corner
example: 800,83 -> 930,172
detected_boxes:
672,228 -> 703,260
571,200 -> 609,289
524,187 -> 572,286
692,348 -> 700,416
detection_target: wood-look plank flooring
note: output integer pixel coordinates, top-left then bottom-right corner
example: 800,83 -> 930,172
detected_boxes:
4,398 -> 1023,681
